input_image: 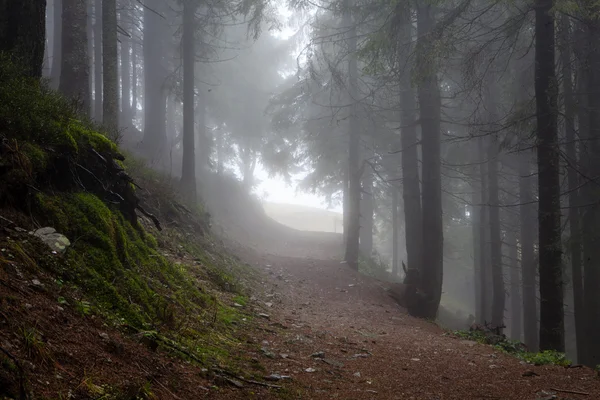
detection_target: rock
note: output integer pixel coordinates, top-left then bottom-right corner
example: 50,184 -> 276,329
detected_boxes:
261,347 -> 276,359
98,332 -> 110,341
305,368 -> 316,373
535,390 -> 557,400
322,358 -> 344,368
33,227 -> 70,253
265,302 -> 273,308
353,372 -> 361,377
258,313 -> 271,319
489,364 -> 499,369
353,353 -> 369,358
311,351 -> 325,358
280,353 -> 289,359
265,374 -> 291,381
233,303 -> 243,308
410,358 -> 420,362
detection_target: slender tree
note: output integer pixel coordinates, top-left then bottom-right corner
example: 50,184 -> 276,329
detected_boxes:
343,0 -> 361,270
181,0 -> 197,203
59,0 -> 90,112
93,0 -> 102,121
102,0 -> 118,131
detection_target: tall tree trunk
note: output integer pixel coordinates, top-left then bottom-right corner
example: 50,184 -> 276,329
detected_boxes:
93,0 -> 102,122
0,0 -> 47,78
535,0 -> 564,351
120,31 -> 131,127
142,0 -> 167,161
398,5 -> 423,277
59,0 -> 90,113
416,2 -> 443,318
50,0 -> 62,88
131,38 -> 137,124
343,0 -> 360,270
488,139 -> 505,329
180,0 -> 197,203
560,15 -> 585,363
360,163 -> 374,256
508,226 -> 522,341
392,187 -> 400,277
86,0 -> 93,115
580,17 -> 600,366
519,151 -> 538,351
472,166 -> 483,324
479,136 -> 492,323
102,0 -> 118,132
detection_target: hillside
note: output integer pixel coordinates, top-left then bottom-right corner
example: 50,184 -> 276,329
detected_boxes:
262,202 -> 343,233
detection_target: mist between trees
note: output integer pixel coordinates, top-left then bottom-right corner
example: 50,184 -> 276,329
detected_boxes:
2,0 -> 599,367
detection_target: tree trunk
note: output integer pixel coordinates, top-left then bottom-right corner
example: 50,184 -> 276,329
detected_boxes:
508,226 -> 522,341
398,7 -> 423,277
0,0 -> 47,79
535,0 -> 564,351
392,187 -> 400,277
180,0 -> 197,203
519,151 -> 538,351
580,17 -> 600,367
93,0 -> 102,122
488,139 -> 505,330
131,37 -> 137,124
343,0 -> 360,270
86,0 -> 93,116
416,2 -> 443,319
559,15 -> 585,363
59,0 -> 90,113
142,0 -> 167,160
472,165 -> 483,324
479,136 -> 492,323
120,20 -> 132,127
102,0 -> 118,131
360,165 -> 374,256
50,0 -> 62,88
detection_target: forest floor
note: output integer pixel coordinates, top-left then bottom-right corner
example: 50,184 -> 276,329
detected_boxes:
219,230 -> 600,400
2,216 -> 600,399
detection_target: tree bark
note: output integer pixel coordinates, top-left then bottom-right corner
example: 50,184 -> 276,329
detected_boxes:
50,0 -> 62,88
360,163 -> 374,256
398,6 -> 423,278
0,0 -> 47,79
488,140 -> 504,330
508,226 -> 522,341
142,0 -> 168,160
120,13 -> 132,128
579,16 -> 600,366
416,2 -> 443,319
471,163 -> 483,324
559,15 -> 585,363
102,0 -> 118,131
59,0 -> 90,113
519,151 -> 538,351
180,0 -> 197,203
343,0 -> 360,270
479,136 -> 492,323
93,0 -> 102,122
392,186 -> 400,277
535,0 -> 564,351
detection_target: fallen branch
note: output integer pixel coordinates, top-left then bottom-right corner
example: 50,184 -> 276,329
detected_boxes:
549,388 -> 589,396
214,368 -> 282,389
136,205 -> 162,231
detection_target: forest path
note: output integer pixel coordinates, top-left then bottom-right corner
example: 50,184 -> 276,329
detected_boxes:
221,231 -> 600,400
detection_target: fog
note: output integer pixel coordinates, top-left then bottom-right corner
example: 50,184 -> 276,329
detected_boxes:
41,0 -> 600,365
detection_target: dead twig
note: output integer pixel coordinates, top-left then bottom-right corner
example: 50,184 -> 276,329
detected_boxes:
549,388 -> 589,396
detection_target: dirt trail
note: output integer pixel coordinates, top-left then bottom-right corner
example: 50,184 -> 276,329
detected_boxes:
225,229 -> 600,400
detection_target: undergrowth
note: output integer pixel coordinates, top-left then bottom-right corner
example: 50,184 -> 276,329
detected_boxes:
0,53 -> 257,377
452,329 -> 571,367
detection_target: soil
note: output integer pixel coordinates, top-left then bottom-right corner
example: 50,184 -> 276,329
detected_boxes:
1,220 -> 599,400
